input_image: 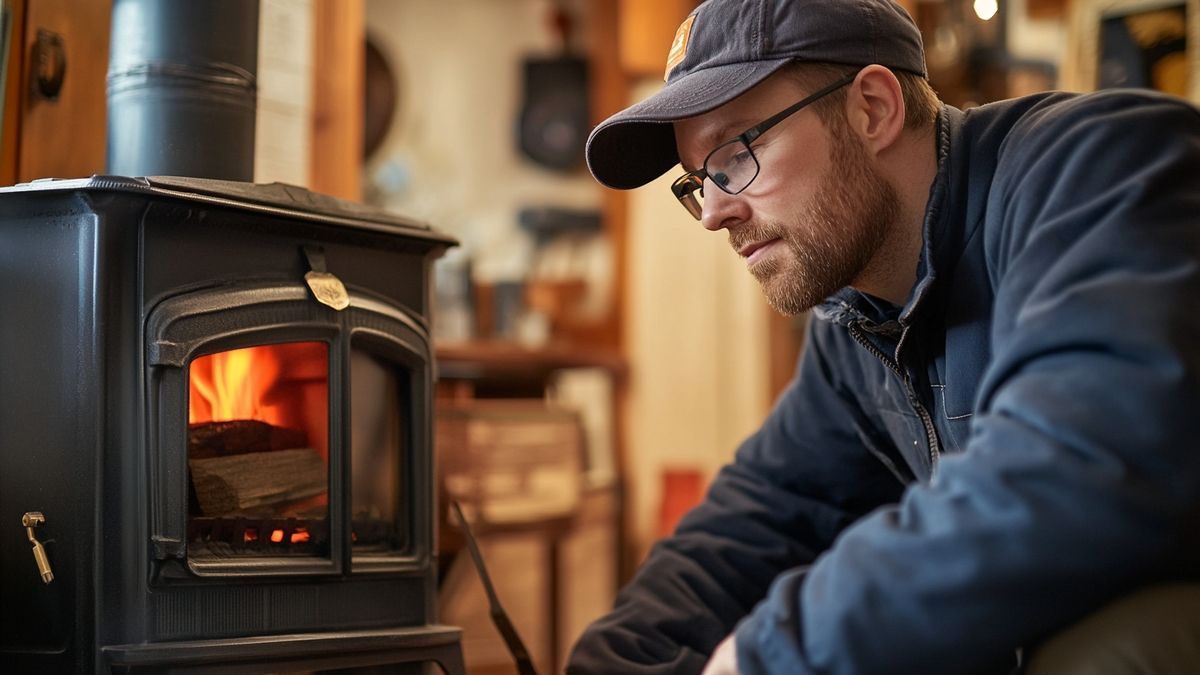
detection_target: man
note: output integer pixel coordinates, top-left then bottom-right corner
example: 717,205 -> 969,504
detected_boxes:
567,0 -> 1200,673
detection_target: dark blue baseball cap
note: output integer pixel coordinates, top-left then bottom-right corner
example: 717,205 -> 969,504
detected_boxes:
585,0 -> 927,190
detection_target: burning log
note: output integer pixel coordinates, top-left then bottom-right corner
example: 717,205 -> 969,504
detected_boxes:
188,419 -> 308,459
189,448 -> 327,516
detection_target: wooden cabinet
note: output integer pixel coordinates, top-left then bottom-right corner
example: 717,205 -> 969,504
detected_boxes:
1,0 -> 111,185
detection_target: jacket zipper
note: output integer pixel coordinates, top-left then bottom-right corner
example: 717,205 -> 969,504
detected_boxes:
849,323 -> 942,479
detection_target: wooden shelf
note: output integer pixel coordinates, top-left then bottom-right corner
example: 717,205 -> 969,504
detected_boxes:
435,341 -> 627,386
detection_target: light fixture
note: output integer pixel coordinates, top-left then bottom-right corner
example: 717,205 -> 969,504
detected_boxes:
974,0 -> 998,21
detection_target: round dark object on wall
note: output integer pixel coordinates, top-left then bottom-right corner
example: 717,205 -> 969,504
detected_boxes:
363,36 -> 398,161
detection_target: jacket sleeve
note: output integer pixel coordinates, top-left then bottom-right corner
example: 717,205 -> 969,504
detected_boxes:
734,94 -> 1200,674
565,319 -> 908,674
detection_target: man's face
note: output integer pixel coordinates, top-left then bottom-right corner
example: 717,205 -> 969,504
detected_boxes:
673,73 -> 900,315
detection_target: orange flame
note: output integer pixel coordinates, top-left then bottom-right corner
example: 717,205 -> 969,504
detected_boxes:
190,346 -> 281,423
188,342 -> 330,460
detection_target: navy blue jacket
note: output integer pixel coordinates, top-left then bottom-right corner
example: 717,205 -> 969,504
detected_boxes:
567,91 -> 1200,674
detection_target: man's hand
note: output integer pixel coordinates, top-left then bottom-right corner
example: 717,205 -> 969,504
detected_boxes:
701,634 -> 740,675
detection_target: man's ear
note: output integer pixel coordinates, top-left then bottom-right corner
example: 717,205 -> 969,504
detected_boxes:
845,65 -> 906,156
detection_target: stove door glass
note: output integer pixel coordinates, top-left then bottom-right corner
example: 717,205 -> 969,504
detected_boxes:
350,347 -> 408,557
186,341 -> 331,558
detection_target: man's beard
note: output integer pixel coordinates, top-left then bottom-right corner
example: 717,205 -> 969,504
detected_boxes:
730,121 -> 901,315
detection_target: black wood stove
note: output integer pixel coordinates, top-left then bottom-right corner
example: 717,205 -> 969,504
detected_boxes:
0,175 -> 464,673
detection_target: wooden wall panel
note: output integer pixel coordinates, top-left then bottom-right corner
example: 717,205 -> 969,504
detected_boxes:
588,0 -> 635,582
310,0 -> 363,201
1027,0 -> 1068,20
617,0 -> 697,78
896,0 -> 918,17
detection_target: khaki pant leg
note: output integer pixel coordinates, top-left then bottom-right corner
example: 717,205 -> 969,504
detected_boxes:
1026,584 -> 1200,675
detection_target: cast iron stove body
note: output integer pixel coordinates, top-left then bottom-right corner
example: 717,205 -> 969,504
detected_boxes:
0,176 -> 463,673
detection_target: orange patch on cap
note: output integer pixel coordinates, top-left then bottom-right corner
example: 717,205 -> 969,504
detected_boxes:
665,14 -> 697,81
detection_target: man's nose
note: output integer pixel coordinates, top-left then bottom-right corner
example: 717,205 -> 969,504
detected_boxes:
699,181 -> 746,232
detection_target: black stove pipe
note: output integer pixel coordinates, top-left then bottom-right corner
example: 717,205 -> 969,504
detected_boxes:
106,0 -> 260,181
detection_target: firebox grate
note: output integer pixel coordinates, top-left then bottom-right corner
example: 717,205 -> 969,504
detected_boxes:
188,517 -> 329,557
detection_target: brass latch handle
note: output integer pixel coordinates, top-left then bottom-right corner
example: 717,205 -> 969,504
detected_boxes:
22,512 -> 54,584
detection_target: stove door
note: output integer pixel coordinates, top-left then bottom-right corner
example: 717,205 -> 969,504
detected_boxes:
146,284 -> 433,580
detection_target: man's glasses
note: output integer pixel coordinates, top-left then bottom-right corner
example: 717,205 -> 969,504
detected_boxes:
671,71 -> 858,220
